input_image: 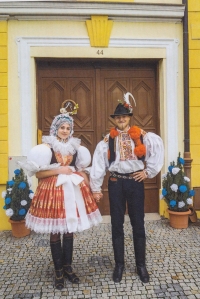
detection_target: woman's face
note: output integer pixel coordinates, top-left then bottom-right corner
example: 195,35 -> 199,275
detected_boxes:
57,122 -> 71,140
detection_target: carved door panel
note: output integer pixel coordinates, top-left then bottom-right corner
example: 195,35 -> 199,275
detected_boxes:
37,60 -> 159,215
37,63 -> 96,153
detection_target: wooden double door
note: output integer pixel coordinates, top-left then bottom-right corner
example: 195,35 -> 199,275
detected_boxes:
37,59 -> 160,214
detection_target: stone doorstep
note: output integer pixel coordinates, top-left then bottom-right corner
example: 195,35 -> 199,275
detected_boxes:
102,213 -> 161,224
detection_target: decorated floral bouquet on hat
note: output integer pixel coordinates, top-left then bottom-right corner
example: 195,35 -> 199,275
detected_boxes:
2,168 -> 34,221
161,153 -> 195,212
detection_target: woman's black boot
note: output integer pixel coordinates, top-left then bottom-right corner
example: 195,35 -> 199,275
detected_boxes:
63,234 -> 80,284
50,240 -> 64,290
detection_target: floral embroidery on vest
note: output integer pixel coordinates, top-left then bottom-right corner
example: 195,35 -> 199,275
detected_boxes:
118,132 -> 135,161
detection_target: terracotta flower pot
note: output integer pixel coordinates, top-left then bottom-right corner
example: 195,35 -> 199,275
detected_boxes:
167,209 -> 191,229
188,206 -> 197,223
8,219 -> 31,238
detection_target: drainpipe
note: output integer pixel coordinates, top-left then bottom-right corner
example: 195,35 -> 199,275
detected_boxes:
182,0 -> 192,183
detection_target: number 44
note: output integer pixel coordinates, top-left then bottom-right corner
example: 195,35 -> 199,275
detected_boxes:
97,50 -> 103,55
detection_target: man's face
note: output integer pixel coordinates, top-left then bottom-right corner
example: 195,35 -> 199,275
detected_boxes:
114,115 -> 131,131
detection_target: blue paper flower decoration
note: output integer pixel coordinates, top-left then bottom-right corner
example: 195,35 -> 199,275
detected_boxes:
7,180 -> 14,187
178,157 -> 185,165
3,205 -> 7,210
5,197 -> 11,204
162,188 -> 167,196
169,199 -> 176,207
189,190 -> 195,196
168,165 -> 174,172
18,208 -> 26,216
179,185 -> 187,193
18,182 -> 26,189
14,169 -> 21,175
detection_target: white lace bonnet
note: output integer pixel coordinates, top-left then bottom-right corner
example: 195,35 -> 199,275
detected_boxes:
49,100 -> 79,137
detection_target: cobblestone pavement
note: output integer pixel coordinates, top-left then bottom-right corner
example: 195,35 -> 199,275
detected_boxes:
0,218 -> 200,299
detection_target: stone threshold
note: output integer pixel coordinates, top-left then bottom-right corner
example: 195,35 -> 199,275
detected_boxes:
102,213 -> 161,223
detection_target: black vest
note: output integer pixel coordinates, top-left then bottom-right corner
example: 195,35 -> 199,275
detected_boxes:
50,148 -> 77,166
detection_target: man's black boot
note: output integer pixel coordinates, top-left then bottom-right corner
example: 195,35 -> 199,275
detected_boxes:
136,264 -> 149,283
113,263 -> 124,283
112,237 -> 124,283
134,237 -> 149,283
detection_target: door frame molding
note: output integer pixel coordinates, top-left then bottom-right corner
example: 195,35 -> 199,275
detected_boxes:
16,36 -> 179,165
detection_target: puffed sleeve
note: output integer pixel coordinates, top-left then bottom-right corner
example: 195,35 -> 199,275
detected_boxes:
143,132 -> 164,179
90,140 -> 109,192
75,145 -> 91,171
18,144 -> 60,177
27,144 -> 52,167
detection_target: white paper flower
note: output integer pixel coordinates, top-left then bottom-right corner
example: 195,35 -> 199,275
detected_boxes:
60,107 -> 66,114
160,194 -> 164,200
162,173 -> 167,179
29,193 -> 34,199
172,167 -> 180,175
178,201 -> 185,208
187,198 -> 193,205
5,208 -> 14,217
1,191 -> 7,198
21,200 -> 27,206
184,176 -> 190,182
170,184 -> 178,192
28,179 -> 32,188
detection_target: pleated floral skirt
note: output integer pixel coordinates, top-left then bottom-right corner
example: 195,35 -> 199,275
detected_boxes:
25,174 -> 102,234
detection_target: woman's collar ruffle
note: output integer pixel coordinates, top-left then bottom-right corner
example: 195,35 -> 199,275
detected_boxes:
42,136 -> 81,156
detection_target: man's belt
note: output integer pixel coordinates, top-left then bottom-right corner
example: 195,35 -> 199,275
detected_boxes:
110,171 -> 136,180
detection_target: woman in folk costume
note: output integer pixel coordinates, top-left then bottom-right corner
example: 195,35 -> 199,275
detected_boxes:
23,101 -> 102,289
90,92 -> 164,283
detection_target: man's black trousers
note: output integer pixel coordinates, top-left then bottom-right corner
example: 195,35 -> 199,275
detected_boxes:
108,175 -> 145,242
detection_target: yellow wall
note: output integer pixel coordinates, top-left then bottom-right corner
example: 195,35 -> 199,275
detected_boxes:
0,21 -> 9,230
188,0 -> 200,218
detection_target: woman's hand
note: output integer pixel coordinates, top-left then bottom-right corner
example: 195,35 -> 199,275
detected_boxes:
78,171 -> 90,187
57,166 -> 73,175
36,166 -> 73,179
92,192 -> 103,203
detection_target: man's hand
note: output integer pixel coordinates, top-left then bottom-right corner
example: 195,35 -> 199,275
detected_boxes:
92,192 -> 103,203
132,170 -> 148,182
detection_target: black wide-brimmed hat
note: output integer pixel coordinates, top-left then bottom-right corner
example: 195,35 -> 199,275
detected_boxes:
110,103 -> 133,118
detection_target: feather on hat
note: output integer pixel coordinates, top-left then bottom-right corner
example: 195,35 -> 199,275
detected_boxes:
110,92 -> 136,118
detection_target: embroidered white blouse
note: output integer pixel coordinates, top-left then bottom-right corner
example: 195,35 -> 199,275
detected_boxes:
18,136 -> 91,177
90,131 -> 164,192
42,136 -> 91,171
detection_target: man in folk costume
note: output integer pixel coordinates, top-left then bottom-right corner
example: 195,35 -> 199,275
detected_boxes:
90,92 -> 164,283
